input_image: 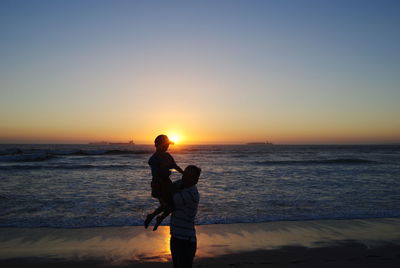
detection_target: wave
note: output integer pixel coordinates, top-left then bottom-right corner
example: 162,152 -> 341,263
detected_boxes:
0,164 -> 135,170
0,148 -> 23,155
64,149 -> 151,156
0,153 -> 54,162
0,149 -> 152,162
1,213 -> 399,228
254,158 -> 376,165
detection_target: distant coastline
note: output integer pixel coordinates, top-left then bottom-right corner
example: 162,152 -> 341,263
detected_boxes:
88,140 -> 135,145
246,141 -> 273,145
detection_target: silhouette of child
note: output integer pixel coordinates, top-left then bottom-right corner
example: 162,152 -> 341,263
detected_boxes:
145,134 -> 183,230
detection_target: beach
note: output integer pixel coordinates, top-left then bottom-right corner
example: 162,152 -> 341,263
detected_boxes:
1,145 -> 399,267
1,217 -> 399,267
2,0 -> 400,266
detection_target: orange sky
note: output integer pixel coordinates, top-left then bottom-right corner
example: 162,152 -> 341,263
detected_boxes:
1,121 -> 399,144
1,1 -> 399,144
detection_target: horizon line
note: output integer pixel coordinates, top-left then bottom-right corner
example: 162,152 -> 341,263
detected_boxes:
0,142 -> 399,146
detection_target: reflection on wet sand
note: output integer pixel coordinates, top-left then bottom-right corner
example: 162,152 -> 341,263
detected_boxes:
0,218 -> 399,263
197,218 -> 400,258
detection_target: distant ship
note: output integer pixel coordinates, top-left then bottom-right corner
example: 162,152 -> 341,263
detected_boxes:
89,140 -> 135,145
109,140 -> 135,145
88,141 -> 108,145
246,141 -> 273,145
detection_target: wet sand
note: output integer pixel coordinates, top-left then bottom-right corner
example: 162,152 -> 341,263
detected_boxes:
1,218 -> 399,267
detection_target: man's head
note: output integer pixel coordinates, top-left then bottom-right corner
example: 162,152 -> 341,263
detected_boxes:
182,165 -> 201,186
154,134 -> 174,152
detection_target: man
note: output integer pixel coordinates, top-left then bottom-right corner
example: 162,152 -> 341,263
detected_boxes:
170,165 -> 201,268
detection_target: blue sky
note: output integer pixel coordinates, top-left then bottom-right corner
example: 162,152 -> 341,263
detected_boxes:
1,0 -> 399,144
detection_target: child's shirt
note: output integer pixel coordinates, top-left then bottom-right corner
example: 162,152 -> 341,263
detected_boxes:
148,151 -> 178,183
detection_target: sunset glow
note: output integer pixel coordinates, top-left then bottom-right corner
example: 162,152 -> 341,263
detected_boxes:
0,1 -> 399,145
168,134 -> 181,145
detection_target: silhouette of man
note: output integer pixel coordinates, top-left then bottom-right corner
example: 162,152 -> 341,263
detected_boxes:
169,165 -> 201,268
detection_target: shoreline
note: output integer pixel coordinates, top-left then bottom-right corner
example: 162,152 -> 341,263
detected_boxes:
1,217 -> 399,267
2,242 -> 399,267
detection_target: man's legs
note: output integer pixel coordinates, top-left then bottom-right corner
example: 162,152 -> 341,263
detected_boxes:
170,236 -> 180,268
170,236 -> 197,268
182,239 -> 196,268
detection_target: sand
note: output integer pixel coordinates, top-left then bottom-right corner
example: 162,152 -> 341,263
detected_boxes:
1,218 -> 399,267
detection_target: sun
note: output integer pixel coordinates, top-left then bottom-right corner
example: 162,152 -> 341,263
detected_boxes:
166,131 -> 184,144
169,134 -> 180,144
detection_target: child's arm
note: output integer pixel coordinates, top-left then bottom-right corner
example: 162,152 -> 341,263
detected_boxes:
168,153 -> 184,173
174,164 -> 184,174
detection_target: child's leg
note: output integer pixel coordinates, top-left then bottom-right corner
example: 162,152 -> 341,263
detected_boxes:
153,207 -> 172,231
144,200 -> 165,228
153,194 -> 174,231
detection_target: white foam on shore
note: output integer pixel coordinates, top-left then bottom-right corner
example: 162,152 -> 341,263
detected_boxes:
0,218 -> 399,263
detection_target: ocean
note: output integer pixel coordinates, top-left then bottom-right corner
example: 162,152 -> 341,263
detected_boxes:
0,144 -> 399,228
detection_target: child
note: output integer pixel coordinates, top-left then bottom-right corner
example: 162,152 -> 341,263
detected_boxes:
145,134 -> 183,230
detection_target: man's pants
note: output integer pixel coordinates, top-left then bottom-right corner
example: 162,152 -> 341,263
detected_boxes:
170,236 -> 197,268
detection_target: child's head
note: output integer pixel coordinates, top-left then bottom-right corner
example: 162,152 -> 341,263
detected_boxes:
154,134 -> 174,152
182,165 -> 201,186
